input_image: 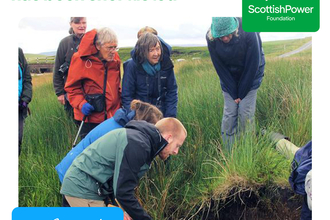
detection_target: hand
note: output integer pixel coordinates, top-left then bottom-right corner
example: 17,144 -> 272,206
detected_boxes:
81,103 -> 94,116
57,95 -> 65,105
123,212 -> 132,220
19,101 -> 28,110
234,98 -> 241,104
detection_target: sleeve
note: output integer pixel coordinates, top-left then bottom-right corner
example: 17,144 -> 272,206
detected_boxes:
64,55 -> 87,110
164,69 -> 178,117
114,140 -> 152,220
53,39 -> 67,96
237,32 -> 261,100
121,60 -> 136,112
19,48 -> 32,104
206,35 -> 238,100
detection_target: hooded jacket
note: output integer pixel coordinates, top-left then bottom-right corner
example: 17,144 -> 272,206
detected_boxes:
206,17 -> 265,100
65,29 -> 121,123
55,108 -> 135,183
53,34 -> 82,97
61,120 -> 168,220
122,37 -> 178,117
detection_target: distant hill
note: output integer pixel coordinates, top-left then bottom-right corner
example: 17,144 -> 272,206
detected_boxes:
39,51 -> 56,56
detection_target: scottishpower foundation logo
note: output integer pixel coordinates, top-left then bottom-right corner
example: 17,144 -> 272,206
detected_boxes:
242,0 -> 319,32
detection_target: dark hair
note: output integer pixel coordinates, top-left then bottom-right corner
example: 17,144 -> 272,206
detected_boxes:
134,32 -> 163,64
69,17 -> 86,34
130,99 -> 163,124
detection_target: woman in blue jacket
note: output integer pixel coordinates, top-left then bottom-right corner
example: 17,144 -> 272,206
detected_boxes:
55,99 -> 163,183
206,17 -> 265,149
122,32 -> 178,118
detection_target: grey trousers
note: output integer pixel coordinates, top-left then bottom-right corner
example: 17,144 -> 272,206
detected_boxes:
221,89 -> 258,149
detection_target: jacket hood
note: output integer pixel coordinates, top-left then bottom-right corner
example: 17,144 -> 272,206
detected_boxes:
77,29 -> 99,58
130,37 -> 174,71
125,120 -> 168,159
113,108 -> 136,127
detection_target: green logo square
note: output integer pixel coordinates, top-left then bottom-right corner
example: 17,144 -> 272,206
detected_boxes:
242,0 -> 320,32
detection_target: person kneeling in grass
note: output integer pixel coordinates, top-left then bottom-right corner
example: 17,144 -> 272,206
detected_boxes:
61,118 -> 187,220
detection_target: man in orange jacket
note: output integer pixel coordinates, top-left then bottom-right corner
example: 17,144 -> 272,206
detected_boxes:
65,28 -> 121,138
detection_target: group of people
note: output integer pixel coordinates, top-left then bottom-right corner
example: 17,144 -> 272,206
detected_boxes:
53,18 -> 178,139
18,17 -> 311,220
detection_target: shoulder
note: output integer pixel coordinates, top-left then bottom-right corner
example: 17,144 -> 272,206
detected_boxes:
58,35 -> 74,48
123,58 -> 138,70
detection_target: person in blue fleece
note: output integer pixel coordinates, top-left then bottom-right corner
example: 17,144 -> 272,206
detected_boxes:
122,31 -> 178,118
206,17 -> 265,149
56,99 -> 163,184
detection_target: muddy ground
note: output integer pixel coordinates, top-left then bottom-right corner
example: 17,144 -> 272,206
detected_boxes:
199,187 -> 302,220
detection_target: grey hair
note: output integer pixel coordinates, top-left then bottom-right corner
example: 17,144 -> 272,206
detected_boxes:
95,27 -> 118,46
134,32 -> 162,64
207,26 -> 239,42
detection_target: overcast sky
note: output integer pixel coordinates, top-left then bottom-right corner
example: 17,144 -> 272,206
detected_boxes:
18,17 -> 312,54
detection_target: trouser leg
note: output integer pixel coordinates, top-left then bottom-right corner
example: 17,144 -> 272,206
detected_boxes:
238,89 -> 258,135
18,109 -> 24,156
300,195 -> 312,220
221,92 -> 238,150
64,94 -> 74,118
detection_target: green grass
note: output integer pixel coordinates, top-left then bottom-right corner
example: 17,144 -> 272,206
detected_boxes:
19,39 -> 311,219
262,37 -> 312,57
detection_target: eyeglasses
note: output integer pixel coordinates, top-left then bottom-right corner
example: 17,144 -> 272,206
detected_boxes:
102,45 -> 119,52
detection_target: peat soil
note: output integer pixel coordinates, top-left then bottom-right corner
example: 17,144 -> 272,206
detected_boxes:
200,187 -> 302,220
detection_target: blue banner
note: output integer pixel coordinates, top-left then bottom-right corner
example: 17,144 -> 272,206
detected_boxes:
12,207 -> 123,220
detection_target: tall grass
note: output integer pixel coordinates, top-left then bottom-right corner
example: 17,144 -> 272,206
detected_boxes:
133,55 -> 311,219
19,74 -> 77,206
20,45 -> 311,219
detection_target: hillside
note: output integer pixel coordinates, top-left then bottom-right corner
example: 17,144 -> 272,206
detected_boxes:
24,36 -> 312,65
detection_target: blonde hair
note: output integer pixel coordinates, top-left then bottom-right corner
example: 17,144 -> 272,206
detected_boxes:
130,99 -> 163,124
137,26 -> 158,38
155,117 -> 187,139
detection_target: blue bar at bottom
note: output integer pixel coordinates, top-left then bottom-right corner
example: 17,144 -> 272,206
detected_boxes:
12,207 -> 123,220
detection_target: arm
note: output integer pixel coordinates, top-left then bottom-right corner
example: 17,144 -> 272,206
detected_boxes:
164,69 -> 178,117
114,141 -> 152,220
237,32 -> 261,100
53,38 -> 68,97
64,55 -> 87,110
121,60 -> 136,111
19,48 -> 32,104
206,36 -> 238,100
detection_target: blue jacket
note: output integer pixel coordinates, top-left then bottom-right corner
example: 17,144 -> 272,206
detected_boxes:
122,37 -> 178,117
55,108 -> 135,183
206,17 -> 265,100
289,141 -> 312,220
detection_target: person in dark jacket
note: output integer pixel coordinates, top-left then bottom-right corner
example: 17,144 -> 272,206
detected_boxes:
53,17 -> 87,117
18,47 -> 32,156
268,133 -> 312,220
61,118 -> 187,220
18,48 -> 32,155
122,32 -> 178,118
206,17 -> 265,149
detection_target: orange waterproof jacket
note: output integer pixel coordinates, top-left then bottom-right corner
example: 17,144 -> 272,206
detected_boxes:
65,29 -> 121,124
